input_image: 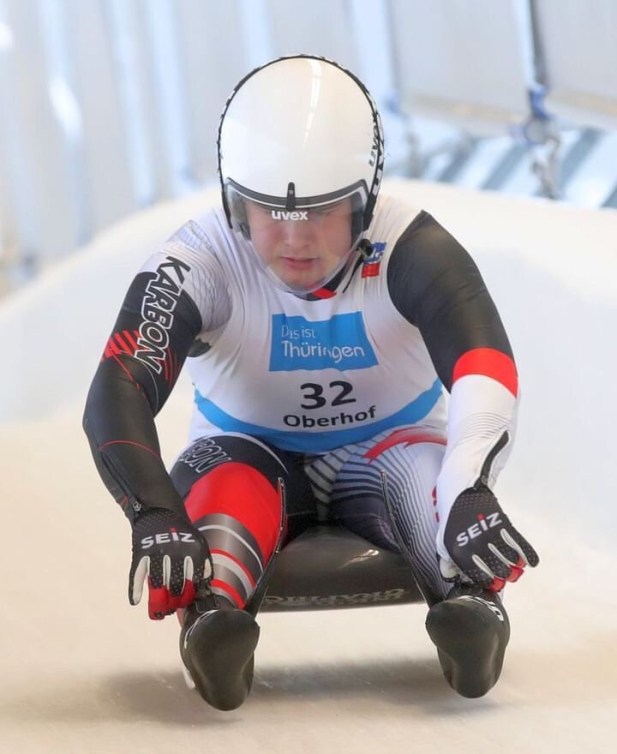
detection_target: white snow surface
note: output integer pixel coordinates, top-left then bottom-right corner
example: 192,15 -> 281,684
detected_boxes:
1,179 -> 616,753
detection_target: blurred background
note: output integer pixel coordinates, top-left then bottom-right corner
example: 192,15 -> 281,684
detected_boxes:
0,0 -> 616,297
0,8 -> 616,748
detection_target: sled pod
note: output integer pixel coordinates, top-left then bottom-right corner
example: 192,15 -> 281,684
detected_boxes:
256,525 -> 425,612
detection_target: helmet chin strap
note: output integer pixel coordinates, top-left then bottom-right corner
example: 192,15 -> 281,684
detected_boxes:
357,238 -> 374,259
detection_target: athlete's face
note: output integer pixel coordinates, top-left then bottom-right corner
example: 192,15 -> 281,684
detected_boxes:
245,198 -> 353,291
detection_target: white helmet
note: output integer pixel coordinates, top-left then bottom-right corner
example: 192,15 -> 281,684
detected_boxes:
217,55 -> 384,292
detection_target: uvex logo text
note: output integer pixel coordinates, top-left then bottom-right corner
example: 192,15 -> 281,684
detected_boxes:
141,531 -> 196,549
135,256 -> 190,373
456,512 -> 502,546
271,210 -> 308,220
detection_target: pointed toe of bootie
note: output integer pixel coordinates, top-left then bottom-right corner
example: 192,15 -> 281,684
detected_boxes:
180,607 -> 260,711
425,588 -> 511,698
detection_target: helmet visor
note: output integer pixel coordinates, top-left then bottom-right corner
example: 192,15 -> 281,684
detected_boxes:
224,180 -> 369,293
225,179 -> 368,234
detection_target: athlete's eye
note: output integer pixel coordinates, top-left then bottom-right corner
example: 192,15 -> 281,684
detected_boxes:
308,204 -> 343,220
251,203 -> 273,216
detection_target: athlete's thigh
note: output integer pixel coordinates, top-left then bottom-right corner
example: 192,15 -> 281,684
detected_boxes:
330,433 -> 444,544
169,433 -> 318,608
330,429 -> 449,598
170,433 -> 318,539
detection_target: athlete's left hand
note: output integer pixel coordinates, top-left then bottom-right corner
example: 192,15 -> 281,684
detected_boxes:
438,483 -> 539,591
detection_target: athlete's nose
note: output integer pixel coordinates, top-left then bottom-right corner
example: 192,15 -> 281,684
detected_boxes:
281,218 -> 314,249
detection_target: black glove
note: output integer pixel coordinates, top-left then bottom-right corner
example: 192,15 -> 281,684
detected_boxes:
440,483 -> 539,590
128,507 -> 213,619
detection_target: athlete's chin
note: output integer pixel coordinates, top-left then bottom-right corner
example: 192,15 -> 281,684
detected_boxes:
274,265 -> 325,291
280,276 -> 321,292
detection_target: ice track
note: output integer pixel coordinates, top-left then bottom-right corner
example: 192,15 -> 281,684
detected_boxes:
1,180 -> 615,753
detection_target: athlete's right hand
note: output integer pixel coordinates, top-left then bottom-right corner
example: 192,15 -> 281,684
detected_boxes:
128,508 -> 213,620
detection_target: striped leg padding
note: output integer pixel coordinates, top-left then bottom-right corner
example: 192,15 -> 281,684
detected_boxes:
184,463 -> 282,608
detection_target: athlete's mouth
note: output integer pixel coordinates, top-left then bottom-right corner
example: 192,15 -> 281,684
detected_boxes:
281,257 -> 317,267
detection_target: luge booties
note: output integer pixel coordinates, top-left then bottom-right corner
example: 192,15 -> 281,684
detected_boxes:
180,602 -> 260,710
425,584 -> 511,698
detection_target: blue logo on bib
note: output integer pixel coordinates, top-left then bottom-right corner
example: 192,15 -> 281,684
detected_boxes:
269,313 -> 378,372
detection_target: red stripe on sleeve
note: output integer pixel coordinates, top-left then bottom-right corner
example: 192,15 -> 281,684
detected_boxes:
123,329 -> 140,351
452,348 -> 518,397
114,332 -> 133,354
